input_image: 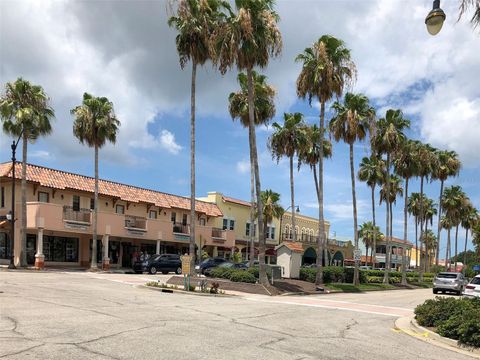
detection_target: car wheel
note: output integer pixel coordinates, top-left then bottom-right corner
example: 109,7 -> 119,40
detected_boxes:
149,266 -> 157,275
433,289 -> 438,294
176,267 -> 182,275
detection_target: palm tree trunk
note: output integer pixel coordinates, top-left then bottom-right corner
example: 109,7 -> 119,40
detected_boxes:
247,67 -> 267,286
91,144 -> 99,270
349,144 -> 360,286
312,164 -> 319,200
371,185 -> 376,268
390,202 -> 394,269
315,101 -> 326,286
425,221 -> 429,273
463,228 -> 469,275
19,133 -> 28,267
365,245 -> 369,266
454,224 -> 459,270
402,177 -> 409,285
419,176 -> 425,281
189,60 -> 196,270
445,228 -> 451,271
249,132 -> 255,267
415,216 -> 418,269
436,180 -> 444,266
383,155 -> 391,284
290,156 -> 296,242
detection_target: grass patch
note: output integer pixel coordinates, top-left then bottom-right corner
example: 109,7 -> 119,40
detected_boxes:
325,283 -> 396,292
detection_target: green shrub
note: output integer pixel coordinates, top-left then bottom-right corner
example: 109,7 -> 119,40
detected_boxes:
323,266 -> 345,283
300,268 -> 317,283
365,276 -> 383,284
229,270 -> 256,283
344,268 -> 367,283
208,267 -> 235,279
248,267 -> 259,278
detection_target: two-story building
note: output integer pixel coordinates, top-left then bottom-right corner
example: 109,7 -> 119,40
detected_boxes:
0,162 -> 234,269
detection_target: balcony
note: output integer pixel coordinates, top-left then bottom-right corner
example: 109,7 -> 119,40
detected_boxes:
63,206 -> 91,224
124,215 -> 146,230
173,222 -> 189,235
211,227 -> 226,239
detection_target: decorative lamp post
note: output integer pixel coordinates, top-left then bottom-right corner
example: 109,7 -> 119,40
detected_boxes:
425,0 -> 446,35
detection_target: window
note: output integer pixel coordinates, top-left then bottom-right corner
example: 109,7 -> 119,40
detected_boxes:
0,187 -> 4,208
149,210 -> 157,219
229,220 -> 235,231
38,191 -> 49,203
182,214 -> 188,226
72,195 -> 80,211
245,222 -> 256,237
116,204 -> 125,214
223,218 -> 235,231
90,198 -> 95,210
223,219 -> 228,230
270,226 -> 275,240
171,212 -> 176,223
199,218 -> 206,226
0,232 -> 11,259
44,236 -> 79,262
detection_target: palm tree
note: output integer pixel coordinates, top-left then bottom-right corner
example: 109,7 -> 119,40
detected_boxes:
459,0 -> 480,28
0,78 -> 55,267
441,215 -> 454,269
371,109 -> 410,283
168,0 -> 227,267
408,192 -> 423,269
393,140 -> 418,284
432,150 -> 461,266
422,197 -> 437,272
260,189 -> 284,231
472,222 -> 480,256
461,204 -> 478,274
421,229 -> 437,269
359,221 -> 383,267
330,92 -> 374,285
358,155 -> 385,268
295,35 -> 356,286
229,71 -> 276,266
441,185 -> 467,270
71,93 -> 120,270
268,112 -> 308,243
213,0 -> 282,286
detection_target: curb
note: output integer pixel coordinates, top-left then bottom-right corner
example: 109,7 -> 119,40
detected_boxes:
139,284 -> 237,298
394,316 -> 480,359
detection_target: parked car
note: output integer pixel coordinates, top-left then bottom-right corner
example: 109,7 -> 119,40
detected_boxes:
195,257 -> 228,274
463,274 -> 480,298
242,260 -> 259,267
133,254 -> 182,275
204,261 -> 248,276
433,272 -> 466,295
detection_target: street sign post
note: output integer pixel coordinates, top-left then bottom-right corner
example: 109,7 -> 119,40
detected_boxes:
353,250 -> 362,262
180,254 -> 192,291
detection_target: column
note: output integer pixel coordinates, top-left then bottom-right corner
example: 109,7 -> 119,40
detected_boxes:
34,217 -> 45,270
213,246 -> 218,257
156,240 -> 161,255
102,225 -> 111,271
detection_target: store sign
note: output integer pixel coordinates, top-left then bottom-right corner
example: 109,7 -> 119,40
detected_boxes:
64,222 -> 89,231
181,255 -> 192,274
174,234 -> 190,242
127,229 -> 145,236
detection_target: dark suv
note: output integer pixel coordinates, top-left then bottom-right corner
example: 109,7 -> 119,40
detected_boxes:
195,257 -> 227,274
133,254 -> 182,275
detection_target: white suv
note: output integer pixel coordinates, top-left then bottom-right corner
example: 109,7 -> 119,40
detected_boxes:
464,274 -> 480,298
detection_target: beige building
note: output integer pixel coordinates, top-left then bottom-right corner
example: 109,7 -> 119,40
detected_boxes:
0,162 -> 234,269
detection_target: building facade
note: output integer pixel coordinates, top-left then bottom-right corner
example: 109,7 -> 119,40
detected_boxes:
0,162 -> 234,269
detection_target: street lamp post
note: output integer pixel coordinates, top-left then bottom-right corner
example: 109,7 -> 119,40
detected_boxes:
425,0 -> 446,35
8,132 -> 23,269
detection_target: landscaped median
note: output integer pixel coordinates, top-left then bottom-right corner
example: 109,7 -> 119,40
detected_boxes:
299,267 -> 434,291
414,297 -> 480,349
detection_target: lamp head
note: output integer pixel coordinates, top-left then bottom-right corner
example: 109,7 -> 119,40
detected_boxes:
425,0 -> 446,35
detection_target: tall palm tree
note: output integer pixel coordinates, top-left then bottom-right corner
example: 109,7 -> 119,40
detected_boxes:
394,140 -> 418,284
0,78 -> 55,267
432,150 -> 461,266
408,192 -> 424,269
459,0 -> 480,28
358,155 -> 385,268
168,0 -> 227,267
421,229 -> 437,269
422,197 -> 437,272
229,71 -> 276,266
441,185 -> 466,270
461,204 -> 478,274
295,35 -> 356,286
268,112 -> 308,243
359,221 -> 383,267
259,189 -> 284,231
71,93 -> 120,270
371,109 -> 410,283
472,222 -> 480,256
213,0 -> 282,286
380,174 -> 403,242
330,92 -> 374,285
441,215 -> 454,269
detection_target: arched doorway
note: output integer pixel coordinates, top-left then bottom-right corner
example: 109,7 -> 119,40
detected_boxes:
303,247 -> 316,265
332,251 -> 344,266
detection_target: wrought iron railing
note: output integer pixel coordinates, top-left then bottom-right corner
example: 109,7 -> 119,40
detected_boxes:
173,222 -> 189,234
63,206 -> 91,223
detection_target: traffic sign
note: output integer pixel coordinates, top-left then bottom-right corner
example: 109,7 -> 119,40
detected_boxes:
353,250 -> 362,262
180,254 -> 192,274
473,265 -> 480,272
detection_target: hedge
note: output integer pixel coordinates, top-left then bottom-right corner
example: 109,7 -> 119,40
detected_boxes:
415,297 -> 480,347
207,267 -> 257,283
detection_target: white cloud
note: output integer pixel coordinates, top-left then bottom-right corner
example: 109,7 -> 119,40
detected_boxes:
30,150 -> 53,160
325,199 -> 369,221
159,130 -> 182,155
236,159 -> 250,174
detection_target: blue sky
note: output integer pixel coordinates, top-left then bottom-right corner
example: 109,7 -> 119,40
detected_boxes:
1,1 -> 479,258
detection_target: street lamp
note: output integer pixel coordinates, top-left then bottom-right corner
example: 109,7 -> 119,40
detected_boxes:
425,0 -> 446,35
8,132 -> 23,269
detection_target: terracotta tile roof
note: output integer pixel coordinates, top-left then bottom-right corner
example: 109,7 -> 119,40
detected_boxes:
276,241 -> 304,253
222,195 -> 252,207
0,162 -> 222,217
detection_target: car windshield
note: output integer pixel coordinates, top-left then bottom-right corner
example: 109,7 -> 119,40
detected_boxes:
471,277 -> 480,285
437,273 -> 458,279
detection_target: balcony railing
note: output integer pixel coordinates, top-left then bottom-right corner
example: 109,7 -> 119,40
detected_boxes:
173,222 -> 189,234
125,215 -> 147,230
212,227 -> 226,239
63,206 -> 91,223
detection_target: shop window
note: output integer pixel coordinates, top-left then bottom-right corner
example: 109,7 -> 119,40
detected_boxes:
44,236 -> 79,262
0,232 -> 11,259
38,191 -> 49,203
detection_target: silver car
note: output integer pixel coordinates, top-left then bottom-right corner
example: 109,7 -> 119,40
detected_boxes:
433,272 -> 465,295
464,275 -> 480,298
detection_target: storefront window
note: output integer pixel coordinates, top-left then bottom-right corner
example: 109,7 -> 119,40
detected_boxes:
0,232 -> 11,259
44,236 -> 79,262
